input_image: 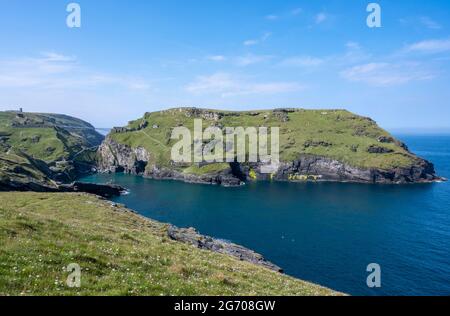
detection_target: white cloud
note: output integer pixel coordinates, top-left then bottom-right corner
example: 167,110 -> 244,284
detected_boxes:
261,32 -> 272,41
207,55 -> 227,62
315,13 -> 327,24
185,72 -> 304,97
0,53 -> 151,91
41,52 -> 76,62
279,56 -> 324,67
340,62 -> 434,86
338,41 -> 371,64
405,38 -> 450,54
291,8 -> 302,16
265,15 -> 279,21
235,54 -> 272,66
243,32 -> 272,47
345,42 -> 361,50
243,39 -> 258,46
419,17 -> 441,30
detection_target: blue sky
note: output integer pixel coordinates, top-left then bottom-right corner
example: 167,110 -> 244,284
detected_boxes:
0,0 -> 450,130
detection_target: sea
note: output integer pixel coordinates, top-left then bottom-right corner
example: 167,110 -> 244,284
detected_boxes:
81,134 -> 450,296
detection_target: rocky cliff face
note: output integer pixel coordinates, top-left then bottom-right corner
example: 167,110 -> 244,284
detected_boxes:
97,137 -> 440,186
96,108 -> 443,186
97,137 -> 243,186
247,155 -> 438,184
97,137 -> 150,174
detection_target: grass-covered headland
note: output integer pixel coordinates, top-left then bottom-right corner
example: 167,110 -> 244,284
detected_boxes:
0,192 -> 340,296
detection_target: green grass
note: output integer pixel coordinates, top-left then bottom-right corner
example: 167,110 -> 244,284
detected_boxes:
0,111 -> 104,187
0,151 -> 57,189
0,111 -> 102,163
0,192 -> 340,296
183,163 -> 230,175
109,108 -> 418,172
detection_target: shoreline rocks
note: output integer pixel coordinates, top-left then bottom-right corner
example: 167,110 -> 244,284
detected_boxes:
59,182 -> 127,198
167,225 -> 283,273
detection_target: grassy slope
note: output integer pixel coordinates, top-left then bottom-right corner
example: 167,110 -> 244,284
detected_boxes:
0,111 -> 101,162
0,111 -> 104,186
110,108 -> 417,173
0,192 -> 339,296
0,151 -> 57,188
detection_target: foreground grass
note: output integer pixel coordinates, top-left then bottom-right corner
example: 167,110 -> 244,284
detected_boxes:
0,192 -> 340,296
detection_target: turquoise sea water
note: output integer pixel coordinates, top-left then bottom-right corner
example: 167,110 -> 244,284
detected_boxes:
81,135 -> 450,296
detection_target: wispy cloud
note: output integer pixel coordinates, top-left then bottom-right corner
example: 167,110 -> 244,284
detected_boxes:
291,8 -> 302,16
315,13 -> 327,24
243,32 -> 272,47
0,53 -> 151,91
338,41 -> 372,64
265,15 -> 278,21
400,16 -> 442,30
243,40 -> 258,46
235,54 -> 272,66
207,55 -> 227,62
420,16 -> 442,30
279,56 -> 324,67
340,62 -> 434,86
185,72 -> 304,97
404,38 -> 450,54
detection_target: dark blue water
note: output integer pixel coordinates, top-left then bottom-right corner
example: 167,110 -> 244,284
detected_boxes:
81,135 -> 450,296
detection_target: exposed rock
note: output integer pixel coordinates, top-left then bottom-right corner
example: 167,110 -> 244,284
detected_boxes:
145,165 -> 243,187
167,225 -> 283,273
97,137 -> 441,185
184,108 -> 223,121
59,182 -> 126,197
367,145 -> 394,154
377,136 -> 394,143
97,137 -> 150,174
97,137 -> 244,186
96,108 -> 442,185
273,109 -> 290,122
256,155 -> 440,184
304,140 -> 332,148
111,127 -> 129,133
139,121 -> 148,129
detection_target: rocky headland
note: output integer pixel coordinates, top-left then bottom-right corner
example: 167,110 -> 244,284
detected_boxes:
97,107 -> 443,186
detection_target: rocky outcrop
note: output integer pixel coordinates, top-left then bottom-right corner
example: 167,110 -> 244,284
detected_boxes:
167,225 -> 282,272
97,137 -> 244,186
0,177 -> 59,192
250,155 -> 440,184
96,108 -> 443,185
97,137 -> 441,185
0,176 -> 126,197
97,137 -> 150,174
145,165 -> 243,187
59,182 -> 126,197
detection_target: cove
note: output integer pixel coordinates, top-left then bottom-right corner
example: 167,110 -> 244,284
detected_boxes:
81,135 -> 450,296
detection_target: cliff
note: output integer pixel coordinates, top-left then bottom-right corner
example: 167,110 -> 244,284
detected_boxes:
97,107 -> 441,185
0,111 -> 104,191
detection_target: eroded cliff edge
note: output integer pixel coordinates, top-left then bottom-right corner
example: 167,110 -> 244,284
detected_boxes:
97,108 -> 442,185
